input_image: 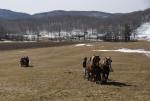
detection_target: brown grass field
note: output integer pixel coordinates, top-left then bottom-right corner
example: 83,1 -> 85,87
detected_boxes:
0,41 -> 150,101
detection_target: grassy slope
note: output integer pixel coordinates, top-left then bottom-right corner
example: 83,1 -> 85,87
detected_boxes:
0,41 -> 150,101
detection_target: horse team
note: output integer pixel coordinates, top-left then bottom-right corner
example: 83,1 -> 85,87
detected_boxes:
83,56 -> 113,84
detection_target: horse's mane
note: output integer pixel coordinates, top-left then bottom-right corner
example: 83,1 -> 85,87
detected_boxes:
87,56 -> 94,64
102,58 -> 107,65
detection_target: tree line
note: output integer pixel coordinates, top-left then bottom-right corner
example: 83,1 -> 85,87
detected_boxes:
0,8 -> 150,41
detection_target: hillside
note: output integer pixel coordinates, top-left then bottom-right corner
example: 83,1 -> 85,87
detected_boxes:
33,10 -> 113,18
0,9 -> 31,19
0,8 -> 150,41
0,9 -> 113,20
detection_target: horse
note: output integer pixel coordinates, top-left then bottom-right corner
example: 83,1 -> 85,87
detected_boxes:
84,56 -> 101,82
99,57 -> 112,83
20,56 -> 29,67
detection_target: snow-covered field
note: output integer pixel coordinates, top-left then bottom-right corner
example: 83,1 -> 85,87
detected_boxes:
93,48 -> 150,57
135,22 -> 150,41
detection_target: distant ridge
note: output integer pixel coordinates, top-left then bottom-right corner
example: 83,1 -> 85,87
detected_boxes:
0,9 -> 114,19
0,8 -> 149,20
33,10 -> 113,18
0,9 -> 31,19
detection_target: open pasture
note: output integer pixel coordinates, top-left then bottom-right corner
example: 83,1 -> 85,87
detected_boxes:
0,41 -> 150,101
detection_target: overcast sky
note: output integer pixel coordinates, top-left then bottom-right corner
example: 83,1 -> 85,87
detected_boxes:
0,0 -> 150,14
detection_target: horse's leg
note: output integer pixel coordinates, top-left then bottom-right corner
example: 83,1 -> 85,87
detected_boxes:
87,71 -> 90,81
84,69 -> 88,79
89,72 -> 94,82
27,61 -> 29,67
92,67 -> 97,82
82,68 -> 85,79
96,69 -> 100,84
91,64 -> 95,82
99,71 -> 101,81
95,69 -> 97,83
25,61 -> 28,67
85,69 -> 88,79
95,69 -> 98,82
106,71 -> 110,81
92,68 -> 95,82
84,69 -> 86,79
102,71 -> 107,83
100,72 -> 104,84
26,60 -> 29,67
26,61 -> 29,67
98,69 -> 101,82
23,60 -> 26,67
96,68 -> 100,83
90,73 -> 93,81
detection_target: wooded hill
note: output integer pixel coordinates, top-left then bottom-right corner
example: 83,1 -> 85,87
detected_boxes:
0,8 -> 150,40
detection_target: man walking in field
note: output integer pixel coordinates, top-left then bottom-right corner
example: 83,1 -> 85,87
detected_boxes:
82,57 -> 87,79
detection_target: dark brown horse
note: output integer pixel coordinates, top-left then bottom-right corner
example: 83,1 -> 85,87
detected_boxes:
99,57 -> 112,83
85,56 -> 101,82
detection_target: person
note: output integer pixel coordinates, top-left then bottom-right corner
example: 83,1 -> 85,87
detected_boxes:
20,56 -> 24,67
25,56 -> 29,67
82,57 -> 87,79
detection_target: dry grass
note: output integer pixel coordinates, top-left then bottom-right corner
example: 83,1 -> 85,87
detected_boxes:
0,41 -> 150,101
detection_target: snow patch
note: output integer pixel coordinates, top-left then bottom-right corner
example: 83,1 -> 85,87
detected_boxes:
0,41 -> 13,43
93,48 -> 150,57
75,44 -> 93,47
23,41 -> 36,42
135,22 -> 150,41
86,44 -> 94,46
75,44 -> 86,47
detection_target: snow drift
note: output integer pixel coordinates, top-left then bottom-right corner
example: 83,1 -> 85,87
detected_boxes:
93,48 -> 150,57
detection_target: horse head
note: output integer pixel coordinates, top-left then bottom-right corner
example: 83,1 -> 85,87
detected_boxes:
83,57 -> 87,62
104,57 -> 112,67
93,56 -> 100,67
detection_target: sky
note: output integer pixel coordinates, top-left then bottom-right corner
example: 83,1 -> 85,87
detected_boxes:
0,0 -> 150,14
